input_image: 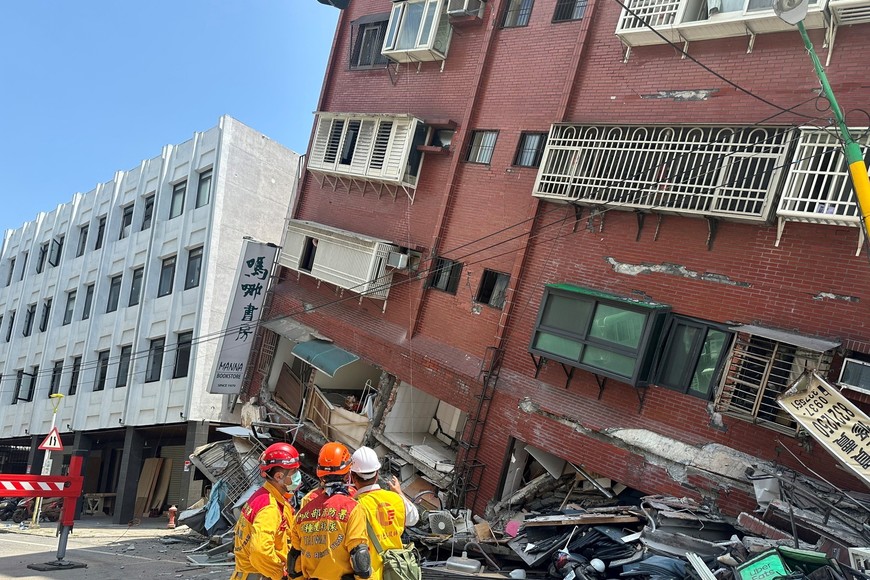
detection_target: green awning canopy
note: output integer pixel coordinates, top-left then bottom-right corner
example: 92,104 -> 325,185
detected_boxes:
290,340 -> 359,377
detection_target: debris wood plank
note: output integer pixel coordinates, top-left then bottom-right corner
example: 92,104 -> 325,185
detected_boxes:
523,514 -> 641,526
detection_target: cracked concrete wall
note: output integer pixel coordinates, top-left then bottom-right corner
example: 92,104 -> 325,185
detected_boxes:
605,257 -> 751,287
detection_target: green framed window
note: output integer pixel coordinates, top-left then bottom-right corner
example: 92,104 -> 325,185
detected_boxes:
529,284 -> 670,386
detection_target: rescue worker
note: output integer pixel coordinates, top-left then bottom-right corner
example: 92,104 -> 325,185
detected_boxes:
289,442 -> 371,580
350,446 -> 420,580
232,442 -> 302,580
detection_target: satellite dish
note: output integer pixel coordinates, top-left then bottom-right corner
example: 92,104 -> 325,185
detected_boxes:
773,0 -> 808,25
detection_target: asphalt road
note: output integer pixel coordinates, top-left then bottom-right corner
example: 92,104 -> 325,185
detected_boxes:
0,524 -> 230,580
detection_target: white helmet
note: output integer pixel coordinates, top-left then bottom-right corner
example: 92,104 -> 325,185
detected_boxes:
351,446 -> 382,479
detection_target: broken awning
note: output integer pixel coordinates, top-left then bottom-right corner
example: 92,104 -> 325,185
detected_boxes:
729,325 -> 839,352
291,340 -> 359,377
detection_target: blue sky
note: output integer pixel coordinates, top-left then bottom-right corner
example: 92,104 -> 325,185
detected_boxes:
0,1 -> 339,232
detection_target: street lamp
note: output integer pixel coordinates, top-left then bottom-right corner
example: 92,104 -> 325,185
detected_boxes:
774,0 -> 870,237
32,393 -> 64,528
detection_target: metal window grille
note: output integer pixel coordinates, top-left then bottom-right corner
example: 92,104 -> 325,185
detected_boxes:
503,0 -> 535,27
258,330 -> 279,373
534,125 -> 789,221
466,130 -> 498,164
715,333 -> 832,433
351,20 -> 389,68
777,127 -> 869,225
617,0 -> 680,31
514,132 -> 547,167
554,0 -> 588,21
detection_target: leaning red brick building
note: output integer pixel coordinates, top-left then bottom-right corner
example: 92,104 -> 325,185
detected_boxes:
251,0 -> 870,522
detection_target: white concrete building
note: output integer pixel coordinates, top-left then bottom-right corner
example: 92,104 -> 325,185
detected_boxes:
0,116 -> 299,522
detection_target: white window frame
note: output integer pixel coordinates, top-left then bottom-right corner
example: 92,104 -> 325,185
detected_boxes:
382,0 -> 452,62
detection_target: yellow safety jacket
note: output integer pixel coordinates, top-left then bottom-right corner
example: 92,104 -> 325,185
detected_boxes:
291,490 -> 368,580
356,488 -> 407,580
232,481 -> 294,580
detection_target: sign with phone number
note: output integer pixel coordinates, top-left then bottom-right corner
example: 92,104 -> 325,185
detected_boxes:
778,372 -> 870,486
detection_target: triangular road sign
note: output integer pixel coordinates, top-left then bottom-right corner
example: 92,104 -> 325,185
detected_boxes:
38,426 -> 64,452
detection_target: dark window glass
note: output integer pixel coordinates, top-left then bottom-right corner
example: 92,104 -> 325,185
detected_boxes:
19,252 -> 27,281
513,132 -> 547,167
117,345 -> 132,388
196,170 -> 212,208
39,298 -> 52,332
69,356 -> 82,395
119,204 -> 134,239
428,258 -> 462,294
22,304 -> 35,337
351,18 -> 389,69
49,361 -> 63,396
656,318 -> 731,399
185,247 -> 203,290
106,275 -> 122,313
158,256 -> 176,297
129,267 -> 144,306
82,284 -> 94,320
503,0 -> 534,27
94,216 -> 106,250
48,236 -> 63,266
553,0 -> 587,21
76,225 -> 89,257
142,195 -> 155,231
476,270 -> 510,309
36,243 -> 48,274
63,290 -> 76,325
146,338 -> 165,382
170,181 -> 186,219
5,311 -> 15,342
6,258 -> 15,286
12,370 -> 23,405
173,332 -> 193,379
94,350 -> 110,391
14,367 -> 38,403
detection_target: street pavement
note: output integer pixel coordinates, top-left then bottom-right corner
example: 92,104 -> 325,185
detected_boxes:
0,515 -> 232,579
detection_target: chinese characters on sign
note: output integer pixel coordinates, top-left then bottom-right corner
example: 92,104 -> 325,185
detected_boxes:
778,372 -> 870,486
209,240 -> 278,395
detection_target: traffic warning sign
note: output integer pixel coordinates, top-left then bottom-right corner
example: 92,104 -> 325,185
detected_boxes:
38,427 -> 64,452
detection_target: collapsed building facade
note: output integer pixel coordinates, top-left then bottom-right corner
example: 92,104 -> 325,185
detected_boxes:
247,0 -> 870,526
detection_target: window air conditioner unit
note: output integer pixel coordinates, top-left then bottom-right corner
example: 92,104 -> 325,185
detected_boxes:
448,0 -> 484,16
386,251 -> 409,270
839,358 -> 870,395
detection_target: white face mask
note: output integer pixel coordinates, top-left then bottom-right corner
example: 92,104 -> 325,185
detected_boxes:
285,470 -> 302,493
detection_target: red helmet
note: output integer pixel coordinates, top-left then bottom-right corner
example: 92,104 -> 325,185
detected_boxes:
260,442 -> 300,477
317,442 -> 352,479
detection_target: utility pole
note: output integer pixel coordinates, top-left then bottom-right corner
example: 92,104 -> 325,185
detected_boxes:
32,393 -> 64,528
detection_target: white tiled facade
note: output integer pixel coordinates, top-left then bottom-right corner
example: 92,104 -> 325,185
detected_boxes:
0,115 -> 298,444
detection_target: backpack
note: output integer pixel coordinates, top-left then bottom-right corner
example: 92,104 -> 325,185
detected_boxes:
365,519 -> 422,580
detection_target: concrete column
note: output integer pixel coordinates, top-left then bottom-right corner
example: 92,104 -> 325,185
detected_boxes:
71,431 -> 94,519
113,426 -> 144,524
26,434 -> 44,474
177,420 -> 210,511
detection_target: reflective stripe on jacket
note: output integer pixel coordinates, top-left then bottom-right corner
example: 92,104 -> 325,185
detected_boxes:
356,488 -> 407,580
233,481 -> 294,580
291,490 -> 368,580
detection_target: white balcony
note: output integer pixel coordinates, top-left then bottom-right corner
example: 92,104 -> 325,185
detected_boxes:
533,124 -> 791,222
307,113 -> 427,201
616,0 -> 827,47
775,127 -> 869,249
279,220 -> 400,301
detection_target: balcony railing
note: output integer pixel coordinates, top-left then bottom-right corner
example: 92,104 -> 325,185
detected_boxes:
616,0 -> 827,46
533,124 -> 791,222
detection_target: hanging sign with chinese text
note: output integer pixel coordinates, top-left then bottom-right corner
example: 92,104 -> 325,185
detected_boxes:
208,239 -> 278,395
778,372 -> 870,487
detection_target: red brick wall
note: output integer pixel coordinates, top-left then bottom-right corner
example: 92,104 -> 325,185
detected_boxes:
270,0 -> 870,515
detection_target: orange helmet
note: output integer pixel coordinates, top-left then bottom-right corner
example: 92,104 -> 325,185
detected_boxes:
260,442 -> 300,477
317,442 -> 352,479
